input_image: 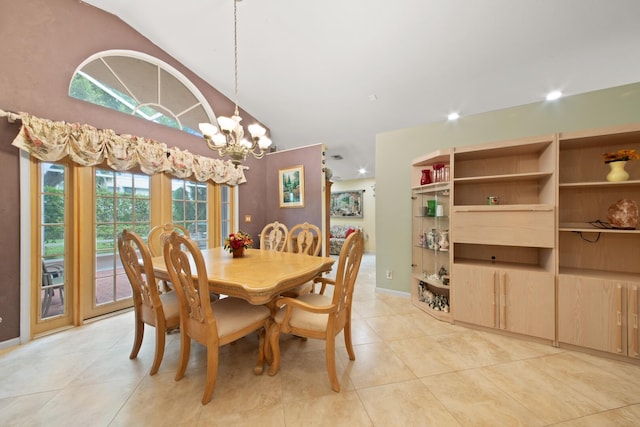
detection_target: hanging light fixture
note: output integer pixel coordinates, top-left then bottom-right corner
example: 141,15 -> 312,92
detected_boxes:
199,0 -> 272,165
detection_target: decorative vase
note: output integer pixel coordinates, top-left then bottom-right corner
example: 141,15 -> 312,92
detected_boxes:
420,169 -> 431,185
232,247 -> 245,258
606,160 -> 629,182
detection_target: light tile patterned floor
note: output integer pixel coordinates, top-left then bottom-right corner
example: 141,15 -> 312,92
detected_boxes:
2,254 -> 640,426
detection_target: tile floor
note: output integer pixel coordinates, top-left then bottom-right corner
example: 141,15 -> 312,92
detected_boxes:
2,254 -> 640,426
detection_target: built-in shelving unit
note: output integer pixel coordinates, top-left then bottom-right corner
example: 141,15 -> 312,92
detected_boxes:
411,123 -> 640,364
557,124 -> 640,359
411,150 -> 452,322
450,135 -> 557,341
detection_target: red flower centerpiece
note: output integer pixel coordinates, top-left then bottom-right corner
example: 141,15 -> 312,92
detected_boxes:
224,231 -> 253,258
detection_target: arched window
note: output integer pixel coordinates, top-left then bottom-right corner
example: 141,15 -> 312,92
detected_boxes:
69,50 -> 215,136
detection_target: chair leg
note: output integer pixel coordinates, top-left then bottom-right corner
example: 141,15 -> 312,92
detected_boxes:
254,328 -> 266,375
201,345 -> 219,405
175,330 -> 191,381
326,337 -> 340,392
149,325 -> 165,375
344,321 -> 356,361
130,317 -> 144,359
267,323 -> 281,376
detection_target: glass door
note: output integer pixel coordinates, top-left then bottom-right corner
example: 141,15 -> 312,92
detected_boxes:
32,162 -> 73,335
84,169 -> 150,318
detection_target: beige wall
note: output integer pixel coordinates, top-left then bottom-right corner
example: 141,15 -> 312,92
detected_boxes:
330,178 -> 376,253
375,82 -> 640,294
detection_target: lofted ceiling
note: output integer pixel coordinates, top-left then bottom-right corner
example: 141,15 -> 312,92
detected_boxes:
82,0 -> 640,181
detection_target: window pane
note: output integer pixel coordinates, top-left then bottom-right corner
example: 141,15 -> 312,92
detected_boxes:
95,169 -> 149,306
40,162 -> 67,319
70,52 -> 214,136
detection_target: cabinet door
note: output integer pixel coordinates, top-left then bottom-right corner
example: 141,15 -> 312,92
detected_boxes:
629,284 -> 640,359
501,269 -> 555,340
452,264 -> 497,328
558,275 -> 626,355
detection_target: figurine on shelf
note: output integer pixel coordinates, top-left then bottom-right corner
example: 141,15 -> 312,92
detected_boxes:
419,233 -> 426,248
438,230 -> 449,251
427,228 -> 438,250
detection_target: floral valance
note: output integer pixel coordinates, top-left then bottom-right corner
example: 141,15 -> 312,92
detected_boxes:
3,110 -> 247,185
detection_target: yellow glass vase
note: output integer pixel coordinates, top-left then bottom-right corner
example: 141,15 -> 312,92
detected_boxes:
606,160 -> 629,182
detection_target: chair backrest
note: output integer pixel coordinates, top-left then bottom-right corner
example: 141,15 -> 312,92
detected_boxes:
331,229 -> 364,331
260,221 -> 289,251
287,222 -> 322,255
147,223 -> 190,257
163,231 -> 217,344
118,229 -> 164,324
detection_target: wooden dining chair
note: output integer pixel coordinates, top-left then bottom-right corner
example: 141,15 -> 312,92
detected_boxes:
147,223 -> 190,257
268,229 -> 364,392
280,222 -> 322,298
259,221 -> 288,251
163,231 -> 271,405
147,223 -> 191,293
118,229 -> 180,375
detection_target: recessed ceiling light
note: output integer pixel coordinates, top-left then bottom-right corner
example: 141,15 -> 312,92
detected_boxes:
447,112 -> 460,121
358,168 -> 367,174
546,90 -> 563,101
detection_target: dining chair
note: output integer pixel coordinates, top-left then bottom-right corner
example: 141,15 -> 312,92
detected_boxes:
163,231 -> 271,405
280,222 -> 322,298
148,223 -> 190,257
41,260 -> 65,317
259,221 -> 288,251
147,223 -> 190,293
118,229 -> 180,375
268,229 -> 364,392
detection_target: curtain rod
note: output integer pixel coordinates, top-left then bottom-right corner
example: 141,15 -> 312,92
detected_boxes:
0,109 -> 22,123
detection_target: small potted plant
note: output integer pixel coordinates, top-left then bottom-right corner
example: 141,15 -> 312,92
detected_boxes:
224,231 -> 253,258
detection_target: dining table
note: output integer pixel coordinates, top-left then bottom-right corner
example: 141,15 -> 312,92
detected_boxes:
151,246 -> 335,306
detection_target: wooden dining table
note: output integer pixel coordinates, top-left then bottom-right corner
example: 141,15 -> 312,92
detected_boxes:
151,247 -> 335,305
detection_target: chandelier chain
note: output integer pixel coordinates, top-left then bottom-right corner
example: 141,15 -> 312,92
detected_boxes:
198,0 -> 272,166
233,0 -> 239,115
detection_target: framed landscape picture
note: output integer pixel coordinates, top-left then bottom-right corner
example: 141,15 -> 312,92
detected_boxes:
279,165 -> 305,208
330,190 -> 364,218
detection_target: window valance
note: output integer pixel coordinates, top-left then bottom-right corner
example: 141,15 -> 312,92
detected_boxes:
3,110 -> 246,185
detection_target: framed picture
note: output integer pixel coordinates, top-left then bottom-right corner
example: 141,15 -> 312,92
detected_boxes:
279,165 -> 305,208
330,190 -> 364,218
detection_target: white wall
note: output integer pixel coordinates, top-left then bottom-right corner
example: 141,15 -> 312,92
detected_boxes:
330,177 -> 376,253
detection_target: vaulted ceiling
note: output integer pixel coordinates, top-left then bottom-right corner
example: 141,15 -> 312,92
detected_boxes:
83,0 -> 640,180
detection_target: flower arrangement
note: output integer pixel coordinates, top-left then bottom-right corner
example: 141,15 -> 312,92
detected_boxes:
224,231 -> 253,253
602,149 -> 640,163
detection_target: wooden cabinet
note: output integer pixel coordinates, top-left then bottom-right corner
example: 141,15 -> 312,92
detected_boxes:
450,135 -> 556,341
411,150 -> 452,322
453,263 -> 554,339
557,124 -> 640,358
558,275 -> 639,358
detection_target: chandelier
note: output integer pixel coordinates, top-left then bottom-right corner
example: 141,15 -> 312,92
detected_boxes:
199,0 -> 272,165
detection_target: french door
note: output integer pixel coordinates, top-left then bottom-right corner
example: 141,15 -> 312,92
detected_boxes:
31,161 -> 73,336
84,168 -> 151,318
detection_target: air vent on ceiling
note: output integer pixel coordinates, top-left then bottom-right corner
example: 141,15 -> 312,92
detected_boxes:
331,154 -> 343,160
